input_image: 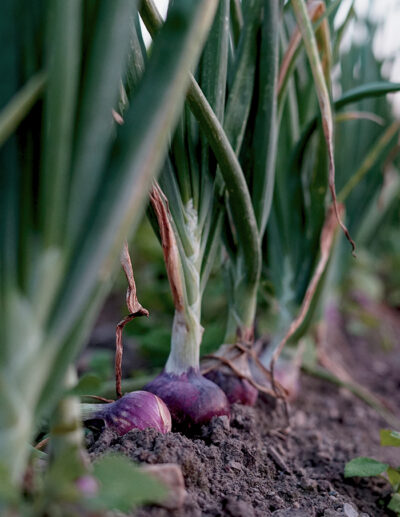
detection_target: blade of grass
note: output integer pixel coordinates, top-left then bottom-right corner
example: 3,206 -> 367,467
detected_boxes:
67,0 -> 137,246
230,0 -> 243,47
224,0 -> 262,155
200,197 -> 224,292
252,0 -> 280,236
158,158 -> 193,256
357,172 -> 400,245
141,0 -> 260,293
199,0 -> 229,220
291,0 -> 355,254
124,13 -> 147,99
278,0 -> 341,111
40,0 -> 81,248
0,72 -> 46,147
186,81 -> 260,289
171,115 -> 192,205
270,205 -> 341,375
292,82 -> 400,172
200,0 -> 229,124
47,0 -> 218,344
0,0 -> 21,300
333,2 -> 355,62
338,121 -> 400,203
335,82 -> 400,110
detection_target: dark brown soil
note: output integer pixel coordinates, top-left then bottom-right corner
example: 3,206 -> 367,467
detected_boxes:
87,304 -> 400,517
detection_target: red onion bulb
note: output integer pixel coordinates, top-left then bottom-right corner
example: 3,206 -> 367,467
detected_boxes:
81,391 -> 171,436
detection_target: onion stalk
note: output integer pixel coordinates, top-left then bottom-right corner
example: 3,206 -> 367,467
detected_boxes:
202,0 -> 280,405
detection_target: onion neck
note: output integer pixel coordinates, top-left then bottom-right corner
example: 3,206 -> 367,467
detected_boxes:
166,201 -> 203,374
260,301 -> 295,365
223,282 -> 257,346
80,403 -> 107,420
165,303 -> 203,374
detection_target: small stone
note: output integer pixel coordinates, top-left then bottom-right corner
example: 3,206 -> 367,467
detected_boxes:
328,407 -> 340,419
318,451 -> 333,461
294,410 -> 308,427
140,463 -> 186,510
323,510 -> 342,517
228,460 -> 242,471
343,502 -> 359,517
300,478 -> 318,491
318,480 -> 334,492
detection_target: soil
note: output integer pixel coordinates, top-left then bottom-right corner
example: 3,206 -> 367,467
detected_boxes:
87,304 -> 400,517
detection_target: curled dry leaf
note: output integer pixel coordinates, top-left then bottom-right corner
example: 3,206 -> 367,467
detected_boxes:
149,182 -> 185,312
115,241 -> 149,398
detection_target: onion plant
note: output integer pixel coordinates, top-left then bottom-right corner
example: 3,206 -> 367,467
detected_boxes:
203,0 -> 400,405
135,0 -> 235,427
138,0 -> 284,422
0,0 -> 217,499
202,0 -> 282,405
258,0 -> 400,400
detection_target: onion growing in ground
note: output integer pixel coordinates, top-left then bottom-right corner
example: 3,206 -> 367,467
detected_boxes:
144,185 -> 230,428
81,391 -> 172,436
145,368 -> 230,427
191,0 -> 280,407
202,340 -> 258,406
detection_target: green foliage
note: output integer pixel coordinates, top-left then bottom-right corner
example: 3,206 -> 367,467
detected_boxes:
1,450 -> 165,515
68,373 -> 102,397
2,0 -> 400,511
344,457 -> 389,478
345,429 -> 400,515
389,494 -> 400,515
0,0 -> 218,503
0,464 -> 20,506
91,454 -> 166,512
86,349 -> 114,382
380,430 -> 400,448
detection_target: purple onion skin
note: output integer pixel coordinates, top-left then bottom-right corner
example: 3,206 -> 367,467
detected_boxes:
204,369 -> 258,406
88,391 -> 171,436
144,369 -> 230,429
273,363 -> 300,402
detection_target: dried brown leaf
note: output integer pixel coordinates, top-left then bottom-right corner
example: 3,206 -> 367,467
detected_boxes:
115,241 -> 149,398
149,182 -> 185,312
